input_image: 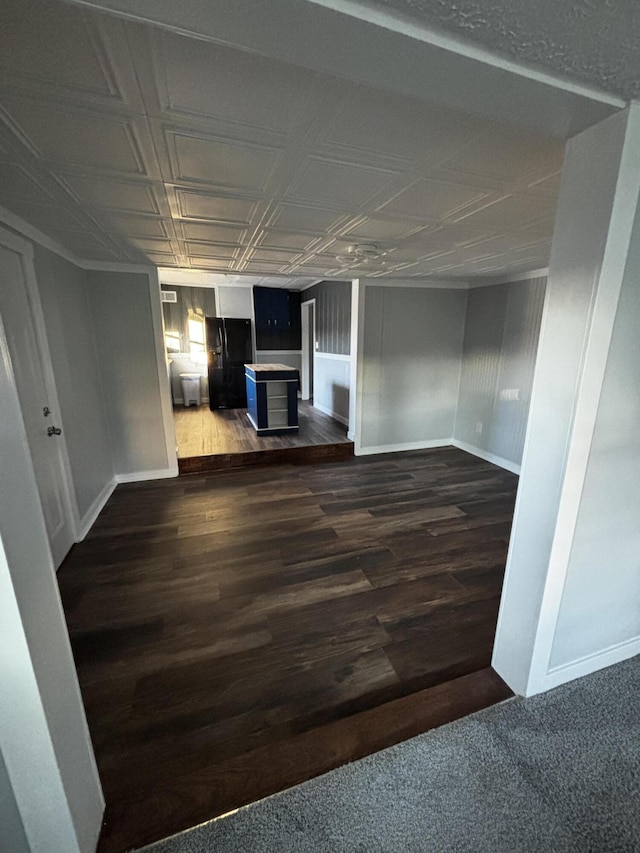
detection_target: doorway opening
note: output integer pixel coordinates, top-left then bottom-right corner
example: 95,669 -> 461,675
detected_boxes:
159,273 -> 352,473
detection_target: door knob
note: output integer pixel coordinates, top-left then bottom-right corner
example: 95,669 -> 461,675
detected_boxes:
47,426 -> 62,437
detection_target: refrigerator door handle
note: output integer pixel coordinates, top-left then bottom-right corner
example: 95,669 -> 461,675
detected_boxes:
222,321 -> 231,381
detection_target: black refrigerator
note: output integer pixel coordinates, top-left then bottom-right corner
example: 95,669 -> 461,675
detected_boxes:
206,317 -> 253,410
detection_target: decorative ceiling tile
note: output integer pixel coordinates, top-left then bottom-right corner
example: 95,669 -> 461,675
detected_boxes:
0,0 -> 119,99
377,178 -> 489,221
441,127 -> 562,182
156,32 -> 313,132
450,193 -> 553,230
342,217 -> 423,241
287,157 -> 399,207
59,175 -> 160,214
168,131 -> 280,190
176,190 -> 261,225
258,230 -> 319,251
102,213 -> 168,238
185,241 -> 240,259
269,203 -> 348,233
324,86 -> 487,166
0,2 -> 565,278
4,102 -> 146,174
180,221 -> 245,244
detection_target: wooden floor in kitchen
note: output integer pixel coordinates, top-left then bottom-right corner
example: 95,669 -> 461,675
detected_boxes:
174,399 -> 350,458
58,446 -> 517,853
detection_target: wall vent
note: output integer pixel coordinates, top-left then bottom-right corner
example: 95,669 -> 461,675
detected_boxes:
161,290 -> 177,303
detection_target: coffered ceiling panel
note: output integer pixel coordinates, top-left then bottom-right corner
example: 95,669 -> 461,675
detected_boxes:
286,158 -> 400,207
377,178 -> 489,221
168,131 -> 280,190
59,175 -> 160,214
4,102 -> 146,174
0,0 -> 117,99
0,0 -> 570,278
180,222 -> 245,244
155,32 -> 314,133
175,191 -> 261,226
268,204 -> 348,234
101,213 -> 168,239
258,231 -> 320,251
324,86 -> 487,166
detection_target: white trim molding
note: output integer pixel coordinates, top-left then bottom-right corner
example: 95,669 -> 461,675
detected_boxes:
115,468 -> 178,484
355,438 -> 453,456
543,635 -> 640,692
451,439 -> 521,475
312,401 -> 349,426
77,477 -> 117,541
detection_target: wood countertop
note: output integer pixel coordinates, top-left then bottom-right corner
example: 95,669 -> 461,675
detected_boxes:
244,363 -> 298,372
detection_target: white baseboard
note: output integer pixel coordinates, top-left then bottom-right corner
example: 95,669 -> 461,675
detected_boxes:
77,476 -> 117,540
115,466 -> 179,484
539,634 -> 640,694
312,401 -> 349,427
451,439 -> 521,474
355,438 -> 452,456
347,430 -> 355,441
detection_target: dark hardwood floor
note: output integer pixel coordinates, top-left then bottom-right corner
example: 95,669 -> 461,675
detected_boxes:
57,447 -> 517,852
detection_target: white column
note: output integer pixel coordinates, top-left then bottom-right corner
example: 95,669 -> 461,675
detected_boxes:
0,312 -> 104,851
493,103 -> 640,696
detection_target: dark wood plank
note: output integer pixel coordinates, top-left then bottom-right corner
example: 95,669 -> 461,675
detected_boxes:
96,668 -> 512,853
55,445 -> 519,853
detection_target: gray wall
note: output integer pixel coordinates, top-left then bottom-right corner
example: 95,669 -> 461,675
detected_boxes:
455,277 -> 546,467
302,280 -> 351,355
161,284 -> 216,353
0,750 -> 28,853
87,271 -> 169,476
550,203 -> 640,668
34,246 -> 114,519
360,285 -> 467,450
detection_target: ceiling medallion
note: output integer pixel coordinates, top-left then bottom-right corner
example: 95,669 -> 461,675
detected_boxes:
335,243 -> 388,266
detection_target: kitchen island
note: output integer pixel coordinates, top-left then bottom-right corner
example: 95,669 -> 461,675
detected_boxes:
244,363 -> 299,435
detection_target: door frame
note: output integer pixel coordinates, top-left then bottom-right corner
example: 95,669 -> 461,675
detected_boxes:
301,298 -> 316,401
0,225 -> 80,545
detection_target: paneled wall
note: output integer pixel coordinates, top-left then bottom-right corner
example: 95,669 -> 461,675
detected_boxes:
359,285 -> 467,452
161,285 -> 216,352
302,281 -> 352,425
302,280 -> 351,355
454,277 -> 546,470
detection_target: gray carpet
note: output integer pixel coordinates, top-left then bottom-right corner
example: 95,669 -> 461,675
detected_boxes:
140,657 -> 640,852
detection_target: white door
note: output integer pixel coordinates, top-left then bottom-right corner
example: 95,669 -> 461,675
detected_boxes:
0,239 -> 75,567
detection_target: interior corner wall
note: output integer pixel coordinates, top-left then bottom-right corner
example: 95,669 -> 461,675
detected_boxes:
549,203 -> 640,669
359,284 -> 467,452
86,270 -> 170,477
454,277 -> 546,470
303,280 -> 352,424
0,750 -> 29,853
33,246 -> 114,519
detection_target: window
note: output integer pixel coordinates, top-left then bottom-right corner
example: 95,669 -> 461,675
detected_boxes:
188,315 -> 207,364
165,331 -> 180,353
